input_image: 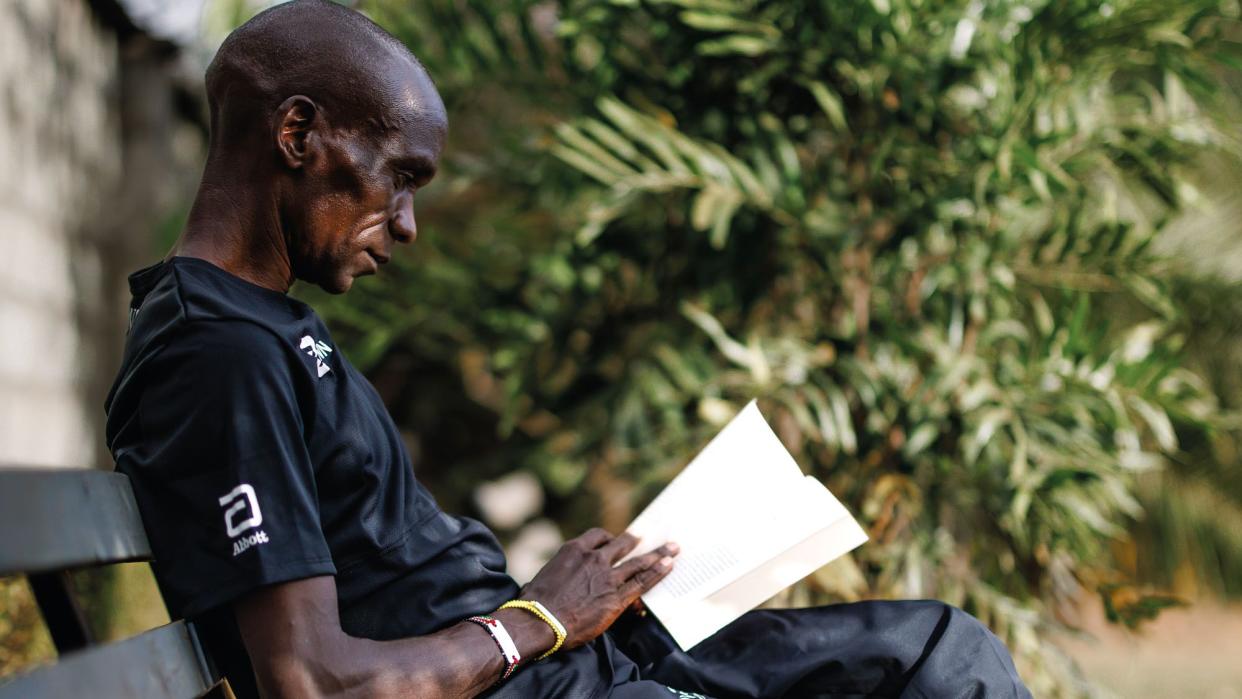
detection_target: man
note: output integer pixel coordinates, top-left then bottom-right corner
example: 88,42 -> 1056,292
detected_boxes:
105,2 -> 1032,697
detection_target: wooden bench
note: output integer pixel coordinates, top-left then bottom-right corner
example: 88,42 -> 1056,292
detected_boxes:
0,467 -> 233,698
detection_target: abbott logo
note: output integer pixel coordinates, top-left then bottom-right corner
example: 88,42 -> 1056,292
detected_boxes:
219,484 -> 269,556
219,484 -> 262,537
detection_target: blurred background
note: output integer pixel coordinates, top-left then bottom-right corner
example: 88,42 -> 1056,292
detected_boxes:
2,0 -> 1242,696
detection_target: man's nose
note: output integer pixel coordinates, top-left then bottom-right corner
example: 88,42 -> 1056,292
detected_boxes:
389,191 -> 417,244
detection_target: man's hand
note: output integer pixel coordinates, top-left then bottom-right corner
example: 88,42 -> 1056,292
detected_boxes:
519,529 -> 678,649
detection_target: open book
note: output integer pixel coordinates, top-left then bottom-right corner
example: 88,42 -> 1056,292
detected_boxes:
623,400 -> 868,650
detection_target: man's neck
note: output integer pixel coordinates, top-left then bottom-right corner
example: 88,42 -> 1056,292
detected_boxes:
170,165 -> 295,294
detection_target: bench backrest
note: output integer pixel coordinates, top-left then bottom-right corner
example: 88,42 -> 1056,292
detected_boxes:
0,468 -> 230,698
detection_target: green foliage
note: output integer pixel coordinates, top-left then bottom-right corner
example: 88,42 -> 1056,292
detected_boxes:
297,0 -> 1242,693
1097,582 -> 1187,630
1126,274 -> 1242,598
0,577 -> 53,680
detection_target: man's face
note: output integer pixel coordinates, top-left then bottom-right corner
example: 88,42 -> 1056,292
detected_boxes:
289,67 -> 447,294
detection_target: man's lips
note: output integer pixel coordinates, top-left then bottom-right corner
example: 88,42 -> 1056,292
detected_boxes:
365,250 -> 390,266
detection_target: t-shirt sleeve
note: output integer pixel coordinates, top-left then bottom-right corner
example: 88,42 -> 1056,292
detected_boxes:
122,319 -> 335,618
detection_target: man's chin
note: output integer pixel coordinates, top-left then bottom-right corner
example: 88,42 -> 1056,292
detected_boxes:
317,273 -> 356,295
305,259 -> 376,294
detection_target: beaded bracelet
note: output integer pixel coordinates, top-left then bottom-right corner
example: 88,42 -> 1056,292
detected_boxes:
498,600 -> 567,661
466,615 -> 521,681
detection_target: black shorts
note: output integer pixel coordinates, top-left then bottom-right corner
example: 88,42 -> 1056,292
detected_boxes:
488,599 -> 1031,698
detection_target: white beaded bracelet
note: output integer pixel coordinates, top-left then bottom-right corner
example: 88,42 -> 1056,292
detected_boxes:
467,615 -> 522,682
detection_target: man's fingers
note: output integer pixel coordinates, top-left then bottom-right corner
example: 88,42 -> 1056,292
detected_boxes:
612,550 -> 660,580
575,527 -> 612,550
612,543 -> 678,580
601,531 -> 640,561
621,556 -> 675,598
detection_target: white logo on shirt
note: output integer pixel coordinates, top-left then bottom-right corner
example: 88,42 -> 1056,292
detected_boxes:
299,334 -> 333,378
219,483 -> 269,556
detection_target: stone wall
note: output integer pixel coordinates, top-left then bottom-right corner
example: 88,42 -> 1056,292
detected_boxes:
0,0 -> 202,469
0,0 -> 122,468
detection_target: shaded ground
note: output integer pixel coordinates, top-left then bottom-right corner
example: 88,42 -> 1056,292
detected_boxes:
1058,600 -> 1242,698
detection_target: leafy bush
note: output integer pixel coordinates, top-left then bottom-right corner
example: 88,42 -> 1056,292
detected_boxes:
297,0 -> 1242,692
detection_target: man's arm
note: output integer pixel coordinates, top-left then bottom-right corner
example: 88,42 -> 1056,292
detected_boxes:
235,529 -> 677,699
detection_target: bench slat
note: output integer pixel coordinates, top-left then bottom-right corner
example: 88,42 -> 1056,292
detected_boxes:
0,620 -> 216,699
0,468 -> 152,576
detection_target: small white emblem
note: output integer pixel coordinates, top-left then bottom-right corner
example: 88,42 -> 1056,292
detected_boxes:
299,334 -> 333,378
219,484 -> 262,537
219,483 -> 269,556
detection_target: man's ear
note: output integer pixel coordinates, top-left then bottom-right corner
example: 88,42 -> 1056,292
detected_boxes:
274,95 -> 320,169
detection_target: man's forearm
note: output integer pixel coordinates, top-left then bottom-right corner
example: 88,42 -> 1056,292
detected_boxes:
348,610 -> 557,698
236,577 -> 556,699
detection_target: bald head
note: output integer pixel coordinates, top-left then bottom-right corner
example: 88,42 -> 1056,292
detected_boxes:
206,0 -> 443,149
179,0 -> 448,295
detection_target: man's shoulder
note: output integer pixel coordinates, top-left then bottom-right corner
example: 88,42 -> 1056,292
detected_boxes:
166,257 -> 310,328
110,258 -> 341,424
107,262 -> 331,453
171,316 -> 292,363
130,258 -> 323,360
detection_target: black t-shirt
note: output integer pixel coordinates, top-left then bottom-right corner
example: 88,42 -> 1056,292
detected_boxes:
104,257 -> 671,698
104,257 -> 523,694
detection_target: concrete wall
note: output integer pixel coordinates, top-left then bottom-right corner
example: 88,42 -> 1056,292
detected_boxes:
0,0 -> 202,469
0,0 -> 123,468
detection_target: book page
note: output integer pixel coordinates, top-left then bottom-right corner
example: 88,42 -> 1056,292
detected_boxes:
635,476 -> 832,607
623,403 -> 811,595
623,400 -> 868,649
648,490 -> 869,649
